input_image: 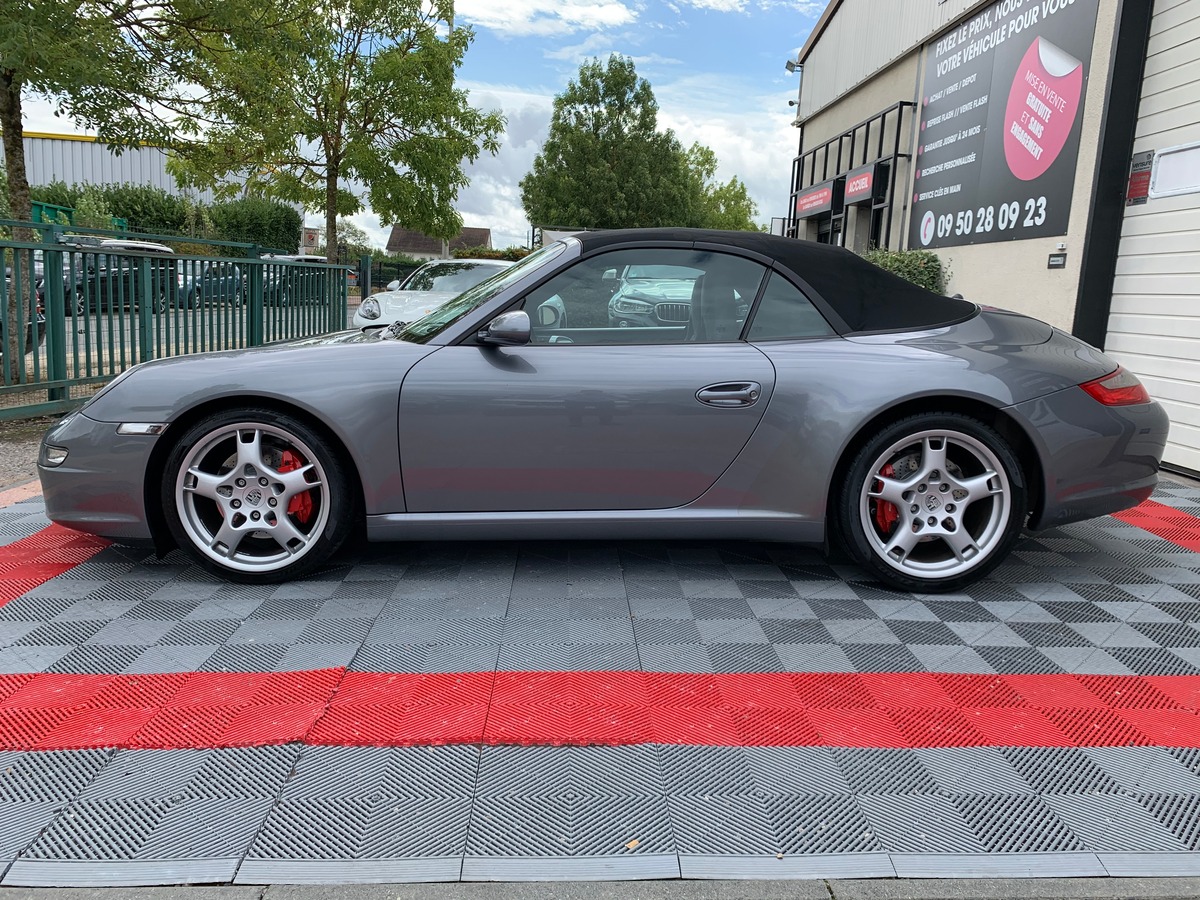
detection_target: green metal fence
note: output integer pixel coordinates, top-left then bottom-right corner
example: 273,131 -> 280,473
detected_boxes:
1,221 -> 349,420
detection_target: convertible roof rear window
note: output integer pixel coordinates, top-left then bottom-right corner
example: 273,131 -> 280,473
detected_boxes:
576,228 -> 976,335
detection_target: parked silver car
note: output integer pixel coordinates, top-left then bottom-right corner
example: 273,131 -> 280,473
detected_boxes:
39,229 -> 1168,592
353,259 -> 513,329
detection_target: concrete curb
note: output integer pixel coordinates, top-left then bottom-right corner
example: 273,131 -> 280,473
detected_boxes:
5,877 -> 1200,900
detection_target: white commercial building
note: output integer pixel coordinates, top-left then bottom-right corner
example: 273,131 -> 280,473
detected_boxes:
789,0 -> 1200,473
0,131 -> 228,204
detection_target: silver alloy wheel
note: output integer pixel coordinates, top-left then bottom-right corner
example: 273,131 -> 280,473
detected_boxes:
174,421 -> 331,574
858,428 -> 1012,581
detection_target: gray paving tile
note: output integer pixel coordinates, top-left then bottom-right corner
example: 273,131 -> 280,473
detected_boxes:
123,644 -> 219,674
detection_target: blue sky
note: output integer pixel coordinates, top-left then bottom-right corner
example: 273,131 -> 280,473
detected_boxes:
450,0 -> 824,246
22,0 -> 824,250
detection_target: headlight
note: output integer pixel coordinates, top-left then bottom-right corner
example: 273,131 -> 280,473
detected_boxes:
41,445 -> 69,467
359,297 -> 381,320
613,298 -> 653,314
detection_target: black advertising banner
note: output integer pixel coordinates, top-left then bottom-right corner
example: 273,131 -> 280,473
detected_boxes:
795,177 -> 844,218
909,0 -> 1099,250
845,162 -> 885,205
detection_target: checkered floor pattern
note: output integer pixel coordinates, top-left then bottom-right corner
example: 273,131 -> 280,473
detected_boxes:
0,481 -> 1198,884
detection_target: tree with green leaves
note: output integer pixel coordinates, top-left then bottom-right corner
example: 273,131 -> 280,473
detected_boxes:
318,220 -> 377,261
1,1 -> 131,370
520,55 -> 695,230
520,55 -> 760,232
72,187 -> 114,229
170,0 -> 504,265
1,0 -> 265,373
684,143 -> 760,232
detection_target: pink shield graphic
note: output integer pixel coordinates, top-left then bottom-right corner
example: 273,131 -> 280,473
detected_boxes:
1003,37 -> 1084,181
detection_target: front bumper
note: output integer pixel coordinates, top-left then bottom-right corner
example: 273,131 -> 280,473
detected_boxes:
38,411 -> 158,544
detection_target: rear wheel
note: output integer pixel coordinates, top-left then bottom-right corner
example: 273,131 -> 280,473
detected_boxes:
836,412 -> 1027,593
162,408 -> 357,582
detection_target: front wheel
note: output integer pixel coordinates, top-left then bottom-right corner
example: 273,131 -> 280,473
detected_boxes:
161,409 -> 357,582
835,413 -> 1027,593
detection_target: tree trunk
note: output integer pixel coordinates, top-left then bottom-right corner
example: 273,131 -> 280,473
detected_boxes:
324,169 -> 338,267
0,69 -> 32,382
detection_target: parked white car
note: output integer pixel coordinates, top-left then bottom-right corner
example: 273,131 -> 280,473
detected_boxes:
354,259 -> 513,329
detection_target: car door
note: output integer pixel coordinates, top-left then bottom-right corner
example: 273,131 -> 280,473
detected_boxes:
212,263 -> 233,302
399,247 -> 777,513
226,264 -> 242,303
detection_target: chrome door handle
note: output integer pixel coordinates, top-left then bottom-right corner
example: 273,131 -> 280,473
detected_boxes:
696,382 -> 762,408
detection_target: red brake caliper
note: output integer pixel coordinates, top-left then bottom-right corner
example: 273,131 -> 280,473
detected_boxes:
873,463 -> 899,534
279,449 -> 314,524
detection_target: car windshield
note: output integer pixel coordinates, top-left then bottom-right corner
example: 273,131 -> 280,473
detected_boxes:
402,262 -> 508,293
626,265 -> 703,280
390,243 -> 567,344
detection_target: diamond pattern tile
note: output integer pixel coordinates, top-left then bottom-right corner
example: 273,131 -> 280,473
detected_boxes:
0,484 -> 1197,881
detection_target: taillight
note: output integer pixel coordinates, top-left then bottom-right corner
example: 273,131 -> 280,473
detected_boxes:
1080,366 -> 1150,406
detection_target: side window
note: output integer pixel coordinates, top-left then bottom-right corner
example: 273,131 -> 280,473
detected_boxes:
746,272 -> 835,341
520,248 -> 767,345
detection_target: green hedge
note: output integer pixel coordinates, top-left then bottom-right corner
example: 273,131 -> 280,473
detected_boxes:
863,248 -> 947,294
28,181 -> 301,248
209,198 -> 302,251
451,245 -> 532,261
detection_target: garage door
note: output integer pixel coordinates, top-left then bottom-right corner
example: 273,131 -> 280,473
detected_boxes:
1106,0 -> 1200,473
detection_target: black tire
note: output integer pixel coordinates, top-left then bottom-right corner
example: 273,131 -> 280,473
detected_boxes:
834,412 -> 1027,593
161,407 -> 357,583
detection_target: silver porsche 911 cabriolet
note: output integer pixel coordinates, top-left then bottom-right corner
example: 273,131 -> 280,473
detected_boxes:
38,229 -> 1168,592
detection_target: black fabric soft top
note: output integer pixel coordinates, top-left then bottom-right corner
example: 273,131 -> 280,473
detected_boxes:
572,228 -> 976,335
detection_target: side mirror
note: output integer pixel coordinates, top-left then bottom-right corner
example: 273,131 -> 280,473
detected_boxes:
478,310 -> 531,346
602,269 -> 617,280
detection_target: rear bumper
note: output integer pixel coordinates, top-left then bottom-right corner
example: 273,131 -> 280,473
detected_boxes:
1014,387 -> 1170,531
38,411 -> 156,544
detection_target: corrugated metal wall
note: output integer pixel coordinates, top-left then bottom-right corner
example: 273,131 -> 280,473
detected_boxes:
799,0 -> 986,118
1106,0 -> 1200,472
0,135 -> 225,204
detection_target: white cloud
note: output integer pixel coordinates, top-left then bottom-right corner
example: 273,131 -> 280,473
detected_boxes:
545,35 -> 683,66
543,33 -> 616,61
628,53 -> 684,66
677,0 -> 747,11
761,0 -> 826,12
455,0 -> 638,38
674,0 -> 825,13
19,98 -> 93,137
450,74 -> 800,246
454,83 -> 558,248
656,74 -> 799,224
